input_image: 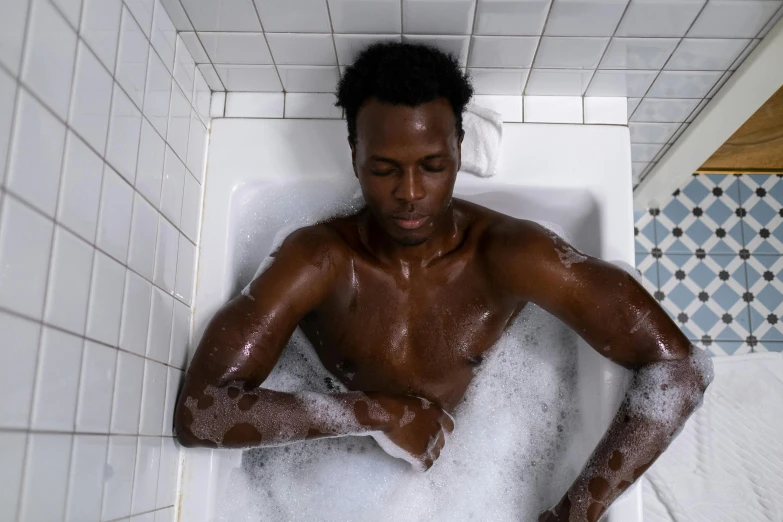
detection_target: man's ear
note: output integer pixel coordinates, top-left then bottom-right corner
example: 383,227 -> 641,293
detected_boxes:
349,138 -> 358,179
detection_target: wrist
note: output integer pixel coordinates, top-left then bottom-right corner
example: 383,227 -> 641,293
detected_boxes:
357,391 -> 400,432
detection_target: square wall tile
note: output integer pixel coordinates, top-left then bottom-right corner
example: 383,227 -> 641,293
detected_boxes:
328,0 -> 401,33
471,95 -> 523,122
534,37 -> 609,69
154,214 -> 179,293
759,4 -> 783,38
159,0 -> 192,31
0,311 -> 40,428
737,175 -> 783,255
615,0 -> 705,38
179,32 -> 210,64
730,39 -> 761,71
97,166 -> 135,262
45,226 -> 94,335
194,69 -> 211,123
285,92 -> 343,118
0,0 -> 30,74
627,97 -> 641,116
127,0 -> 155,36
174,35 -> 197,101
545,0 -> 628,36
658,253 -> 750,341
153,0 -> 179,68
167,84 -> 191,161
630,98 -> 701,123
586,69 -> 657,97
86,250 -> 126,346
156,436 -> 180,506
111,352 -> 145,434
66,435 -> 109,522
746,255 -> 783,342
136,119 -> 167,209
473,0 -> 551,36
403,0 -> 476,34
403,35 -> 471,66
632,143 -> 665,163
469,36 -> 538,68
628,122 -> 681,144
181,173 -> 202,243
8,90 -> 66,218
102,435 -> 137,520
161,369 -> 183,438
215,64 -> 282,91
688,0 -> 782,38
656,174 -> 743,254
600,38 -> 679,70
199,32 -> 273,64
635,209 -> 657,252
170,299 -> 190,369
469,68 -> 528,95
69,42 -> 114,154
525,69 -> 592,96
161,147 -> 186,226
131,436 -> 161,513
583,96 -> 626,124
665,39 -> 750,71
31,327 -> 83,431
278,66 -> 340,93
22,0 -> 78,120
116,6 -> 150,109
523,96 -> 582,124
20,433 -> 72,522
120,270 -> 153,356
81,0 -> 123,72
107,85 -> 143,183
0,69 -> 15,186
266,33 -> 337,65
186,113 -> 208,178
0,196 -> 54,320
333,34 -> 401,66
76,341 -> 117,432
181,0 -> 261,30
200,63 -> 226,91
255,0 -> 331,32
0,432 -> 26,521
225,92 -> 284,117
632,162 -> 651,184
139,360 -> 168,435
175,234 -> 196,304
144,49 -> 173,137
635,251 -> 659,297
148,286 -> 174,363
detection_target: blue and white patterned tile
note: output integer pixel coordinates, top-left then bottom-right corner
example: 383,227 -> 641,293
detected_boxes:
634,209 -> 657,252
691,340 -> 752,357
656,174 -> 744,254
658,253 -> 750,341
755,342 -> 783,353
737,174 -> 783,255
746,255 -> 783,342
635,251 -> 658,297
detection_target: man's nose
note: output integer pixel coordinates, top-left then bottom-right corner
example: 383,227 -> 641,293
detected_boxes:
394,168 -> 425,202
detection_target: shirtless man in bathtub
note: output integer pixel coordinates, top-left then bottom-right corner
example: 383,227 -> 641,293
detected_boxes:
175,42 -> 711,522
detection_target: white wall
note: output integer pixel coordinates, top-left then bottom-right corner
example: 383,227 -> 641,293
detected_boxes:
0,0 -> 208,520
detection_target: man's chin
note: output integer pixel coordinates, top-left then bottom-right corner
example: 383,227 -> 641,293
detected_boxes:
392,232 -> 430,247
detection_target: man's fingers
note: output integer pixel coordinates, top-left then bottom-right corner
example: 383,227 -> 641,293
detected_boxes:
441,412 -> 455,433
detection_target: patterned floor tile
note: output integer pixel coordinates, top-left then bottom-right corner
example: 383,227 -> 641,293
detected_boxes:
754,342 -> 783,353
635,251 -> 658,297
691,339 -> 752,357
746,255 -> 783,341
634,209 -> 657,252
658,253 -> 750,341
737,174 -> 783,255
657,174 -> 744,254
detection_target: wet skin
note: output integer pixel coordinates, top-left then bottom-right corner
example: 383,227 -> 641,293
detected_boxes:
175,98 -> 709,521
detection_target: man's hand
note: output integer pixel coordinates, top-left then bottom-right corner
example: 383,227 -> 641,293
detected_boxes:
369,393 -> 455,471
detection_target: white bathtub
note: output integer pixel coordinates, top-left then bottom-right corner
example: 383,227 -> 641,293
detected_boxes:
178,118 -> 642,521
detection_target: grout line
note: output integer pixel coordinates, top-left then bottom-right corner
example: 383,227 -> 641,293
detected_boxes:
521,0 -> 554,99
580,0 -> 632,98
324,0 -> 341,114
248,0 -> 286,105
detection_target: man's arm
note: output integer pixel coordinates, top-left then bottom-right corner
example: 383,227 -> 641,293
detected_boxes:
484,221 -> 713,522
174,226 -> 454,470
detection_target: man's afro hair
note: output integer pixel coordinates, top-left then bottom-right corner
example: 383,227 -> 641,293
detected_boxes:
335,42 -> 473,145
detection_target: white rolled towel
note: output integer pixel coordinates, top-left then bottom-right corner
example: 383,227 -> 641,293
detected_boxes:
459,103 -> 503,178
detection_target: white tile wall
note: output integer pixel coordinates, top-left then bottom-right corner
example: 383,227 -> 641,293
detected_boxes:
0,0 -> 207,520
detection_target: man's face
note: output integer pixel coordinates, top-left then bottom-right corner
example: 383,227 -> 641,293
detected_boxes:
350,97 -> 463,247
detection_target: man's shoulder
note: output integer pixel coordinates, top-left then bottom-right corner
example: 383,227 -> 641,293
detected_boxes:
278,219 -> 355,270
475,211 -> 553,260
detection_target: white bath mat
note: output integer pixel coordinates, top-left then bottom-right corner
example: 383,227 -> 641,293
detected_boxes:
641,353 -> 783,522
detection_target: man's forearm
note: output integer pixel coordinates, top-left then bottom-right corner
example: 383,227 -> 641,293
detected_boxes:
545,345 -> 714,521
175,382 -> 396,449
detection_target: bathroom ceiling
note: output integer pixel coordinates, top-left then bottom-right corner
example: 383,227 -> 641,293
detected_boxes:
161,0 -> 783,184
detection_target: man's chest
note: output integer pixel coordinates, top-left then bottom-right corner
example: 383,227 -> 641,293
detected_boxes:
299,261 -> 523,408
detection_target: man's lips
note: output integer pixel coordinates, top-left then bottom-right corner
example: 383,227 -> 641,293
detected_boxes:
392,214 -> 429,230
